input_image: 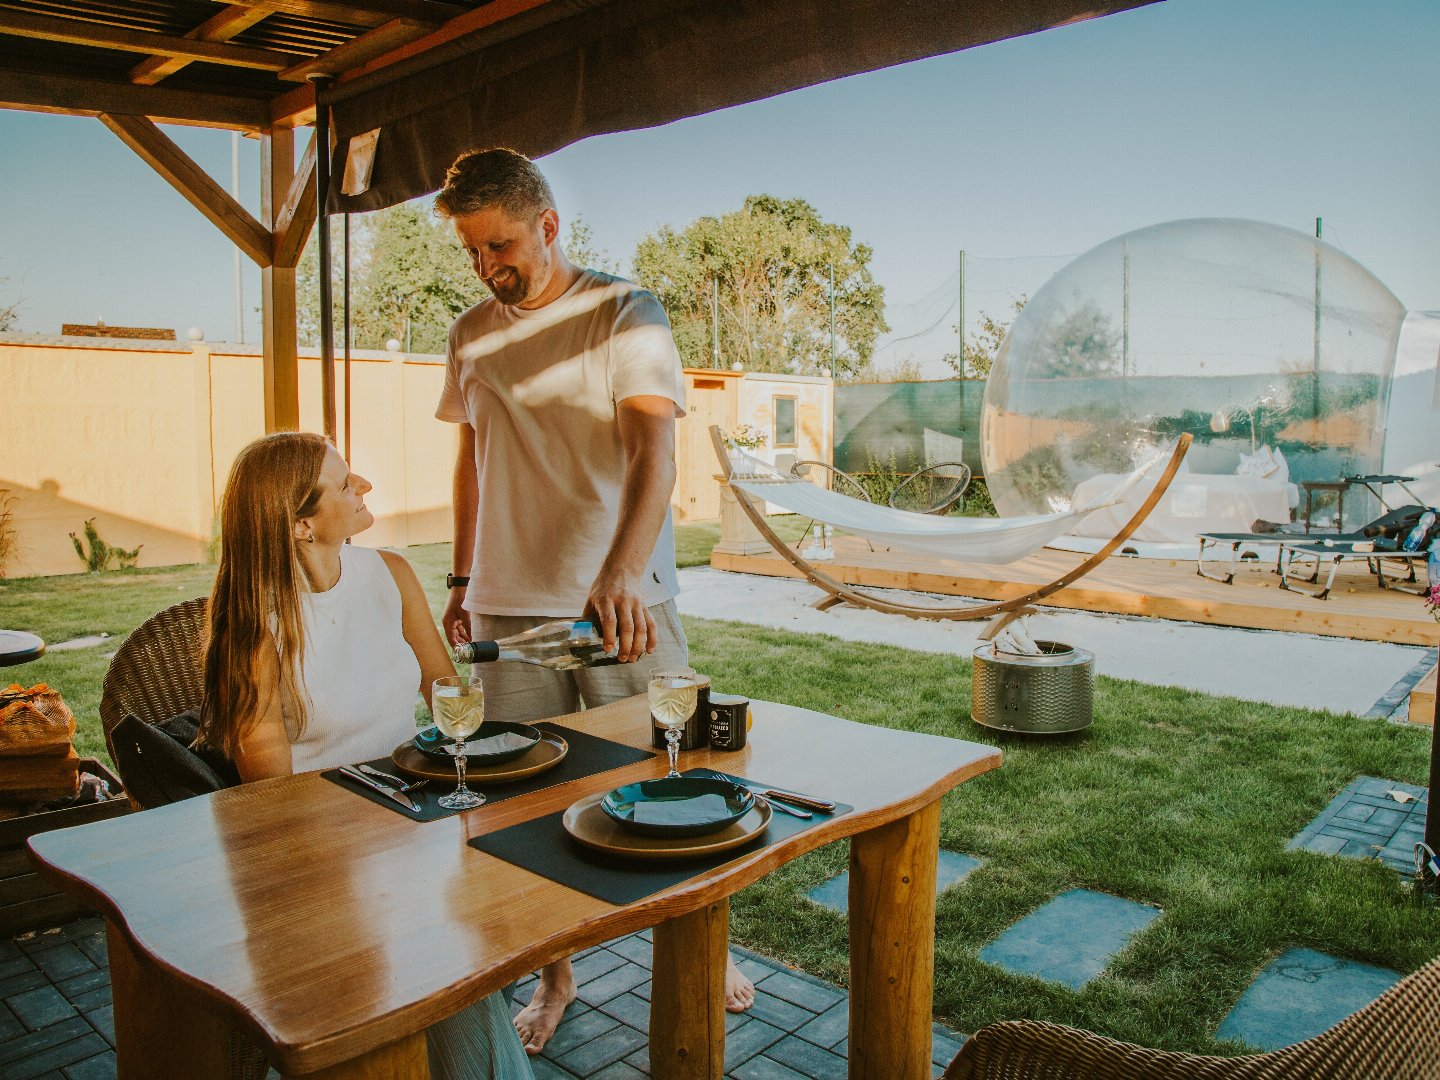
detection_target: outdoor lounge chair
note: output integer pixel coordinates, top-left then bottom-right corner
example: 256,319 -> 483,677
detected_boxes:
98,596 -> 267,1080
711,426 -> 1193,621
944,950 -> 1440,1079
889,462 -> 973,515
1196,504 -> 1427,585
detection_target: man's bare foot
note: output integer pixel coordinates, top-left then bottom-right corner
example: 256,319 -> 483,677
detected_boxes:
514,960 -> 577,1055
725,954 -> 755,1013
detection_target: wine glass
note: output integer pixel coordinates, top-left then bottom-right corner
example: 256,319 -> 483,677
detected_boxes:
649,669 -> 699,778
431,675 -> 486,810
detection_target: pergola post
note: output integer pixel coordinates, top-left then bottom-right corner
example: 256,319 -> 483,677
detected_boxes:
261,125 -> 300,433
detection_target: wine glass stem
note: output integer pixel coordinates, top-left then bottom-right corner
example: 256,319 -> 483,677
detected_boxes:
666,727 -> 681,777
454,739 -> 469,794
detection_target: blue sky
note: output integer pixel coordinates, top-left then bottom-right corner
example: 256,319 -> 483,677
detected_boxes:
0,0 -> 1435,376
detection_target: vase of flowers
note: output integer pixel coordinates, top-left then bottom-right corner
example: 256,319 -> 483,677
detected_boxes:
723,424 -> 767,474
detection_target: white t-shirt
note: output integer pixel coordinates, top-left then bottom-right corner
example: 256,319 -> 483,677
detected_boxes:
286,545 -> 421,772
436,269 -> 686,616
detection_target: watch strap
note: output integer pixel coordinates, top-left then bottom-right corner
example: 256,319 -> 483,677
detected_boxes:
446,573 -> 470,589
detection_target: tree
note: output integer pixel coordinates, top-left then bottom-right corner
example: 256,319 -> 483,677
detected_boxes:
632,195 -> 887,378
0,276 -> 22,332
564,215 -> 621,275
941,296 -> 1026,380
1028,300 -> 1121,378
298,203 -> 483,353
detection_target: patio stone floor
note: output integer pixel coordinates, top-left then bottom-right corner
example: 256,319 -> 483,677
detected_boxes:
0,916 -> 965,1079
1286,776 -> 1430,874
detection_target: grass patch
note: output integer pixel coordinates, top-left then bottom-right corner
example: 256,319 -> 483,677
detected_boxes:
685,616 -> 1440,1053
5,545 -> 1436,1053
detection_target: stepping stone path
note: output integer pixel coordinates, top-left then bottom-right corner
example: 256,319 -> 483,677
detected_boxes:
977,888 -> 1159,990
1287,776 -> 1429,874
804,849 -> 983,913
1215,948 -> 1400,1051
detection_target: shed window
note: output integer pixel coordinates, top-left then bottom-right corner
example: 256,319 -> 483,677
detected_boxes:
774,397 -> 797,447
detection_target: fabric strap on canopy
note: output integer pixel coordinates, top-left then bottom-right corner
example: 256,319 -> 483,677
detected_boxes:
326,0 -> 1160,214
726,446 -> 1169,563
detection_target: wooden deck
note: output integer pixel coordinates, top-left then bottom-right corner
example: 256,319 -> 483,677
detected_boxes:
712,538 -> 1439,646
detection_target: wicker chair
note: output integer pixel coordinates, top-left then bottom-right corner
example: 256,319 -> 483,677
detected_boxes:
99,596 -> 270,1080
790,459 -> 872,502
945,951 -> 1440,1079
99,597 -> 210,771
889,461 -> 972,515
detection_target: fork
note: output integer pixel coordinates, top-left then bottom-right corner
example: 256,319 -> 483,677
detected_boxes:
356,764 -> 428,794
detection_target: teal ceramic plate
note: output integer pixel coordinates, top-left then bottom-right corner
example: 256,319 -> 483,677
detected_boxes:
414,720 -> 541,764
600,776 -> 754,838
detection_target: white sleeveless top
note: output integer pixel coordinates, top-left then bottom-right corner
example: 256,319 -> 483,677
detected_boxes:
286,545 -> 422,773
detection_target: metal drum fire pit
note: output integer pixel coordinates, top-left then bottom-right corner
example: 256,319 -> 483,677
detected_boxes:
971,640 -> 1095,734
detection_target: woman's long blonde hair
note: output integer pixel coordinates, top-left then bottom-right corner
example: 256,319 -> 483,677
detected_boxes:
199,432 -> 329,759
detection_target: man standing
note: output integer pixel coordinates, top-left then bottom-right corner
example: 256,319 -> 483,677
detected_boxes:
434,148 -> 754,1055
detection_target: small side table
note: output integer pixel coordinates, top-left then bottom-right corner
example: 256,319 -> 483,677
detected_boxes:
1299,481 -> 1347,534
0,631 -> 45,668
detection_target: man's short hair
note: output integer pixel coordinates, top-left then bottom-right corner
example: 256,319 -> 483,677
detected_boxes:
434,147 -> 556,220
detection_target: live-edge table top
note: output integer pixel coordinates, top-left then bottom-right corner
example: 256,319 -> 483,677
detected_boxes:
29,695 -> 1000,1075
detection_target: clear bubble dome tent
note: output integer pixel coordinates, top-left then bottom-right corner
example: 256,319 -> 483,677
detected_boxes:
980,218 -> 1416,546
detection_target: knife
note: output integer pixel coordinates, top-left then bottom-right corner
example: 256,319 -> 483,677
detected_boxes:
339,765 -> 420,813
707,771 -> 814,819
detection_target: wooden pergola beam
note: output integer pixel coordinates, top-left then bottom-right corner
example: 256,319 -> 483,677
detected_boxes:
223,0 -> 458,25
269,0 -> 552,124
261,127 -> 302,433
0,68 -> 268,129
273,133 -> 318,268
129,4 -> 276,87
0,10 -> 297,71
278,17 -> 432,82
99,112 -> 274,267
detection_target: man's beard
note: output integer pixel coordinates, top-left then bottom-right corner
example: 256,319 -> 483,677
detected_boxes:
486,269 -> 529,305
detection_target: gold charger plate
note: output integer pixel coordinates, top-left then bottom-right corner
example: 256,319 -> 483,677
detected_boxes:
561,791 -> 772,862
390,730 -> 568,783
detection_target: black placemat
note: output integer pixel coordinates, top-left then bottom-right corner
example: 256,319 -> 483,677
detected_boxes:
321,721 -> 656,822
466,769 -> 852,905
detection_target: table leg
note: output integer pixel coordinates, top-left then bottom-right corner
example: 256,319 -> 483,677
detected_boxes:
651,898 -> 728,1079
108,921 -> 232,1079
108,921 -> 428,1080
848,800 -> 941,1080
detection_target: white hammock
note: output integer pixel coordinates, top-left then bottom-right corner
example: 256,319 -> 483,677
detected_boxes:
727,446 -> 1172,564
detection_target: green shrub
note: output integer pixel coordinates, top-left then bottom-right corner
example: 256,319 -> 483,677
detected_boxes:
70,518 -> 142,573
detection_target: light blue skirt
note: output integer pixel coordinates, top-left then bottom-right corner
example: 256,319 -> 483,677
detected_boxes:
427,991 -> 534,1079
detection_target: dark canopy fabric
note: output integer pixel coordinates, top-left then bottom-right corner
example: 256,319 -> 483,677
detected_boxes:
327,0 -> 1157,214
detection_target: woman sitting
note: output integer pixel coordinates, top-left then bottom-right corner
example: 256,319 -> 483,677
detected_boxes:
197,431 -> 532,1080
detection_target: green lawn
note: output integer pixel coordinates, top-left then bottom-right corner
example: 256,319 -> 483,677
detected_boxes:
3,538 -> 1437,1054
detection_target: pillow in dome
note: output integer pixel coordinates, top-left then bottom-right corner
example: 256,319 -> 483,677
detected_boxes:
1269,446 -> 1290,483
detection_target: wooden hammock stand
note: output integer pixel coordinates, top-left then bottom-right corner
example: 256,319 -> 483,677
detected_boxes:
708,426 -> 1194,622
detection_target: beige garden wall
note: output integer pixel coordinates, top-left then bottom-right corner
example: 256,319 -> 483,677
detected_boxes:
1,336 -> 455,579
2,336 -> 803,578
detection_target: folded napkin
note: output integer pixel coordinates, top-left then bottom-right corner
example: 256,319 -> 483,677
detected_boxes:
632,793 -> 729,826
447,731 -> 534,757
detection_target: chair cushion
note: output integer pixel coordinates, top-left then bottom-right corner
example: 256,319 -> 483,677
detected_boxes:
110,710 -> 240,808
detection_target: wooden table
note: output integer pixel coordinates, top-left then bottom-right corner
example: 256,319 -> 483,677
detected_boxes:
29,695 -> 1000,1079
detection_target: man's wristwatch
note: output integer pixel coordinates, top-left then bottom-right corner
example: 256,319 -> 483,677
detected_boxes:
446,574 -> 470,589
